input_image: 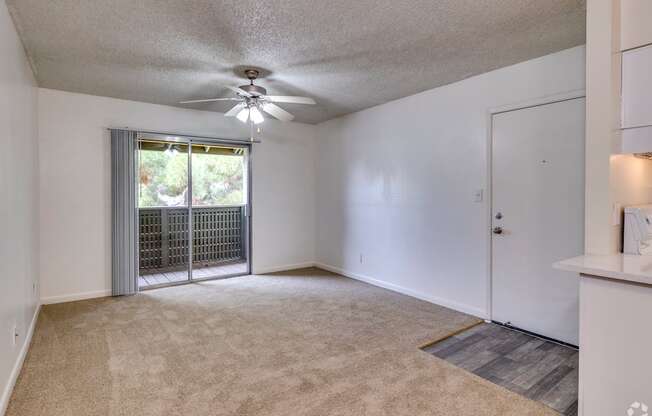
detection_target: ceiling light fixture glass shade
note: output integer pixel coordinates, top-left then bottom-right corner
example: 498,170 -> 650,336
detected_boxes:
249,107 -> 264,124
236,107 -> 250,123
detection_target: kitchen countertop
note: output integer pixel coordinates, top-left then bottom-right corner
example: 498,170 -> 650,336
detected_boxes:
554,254 -> 652,286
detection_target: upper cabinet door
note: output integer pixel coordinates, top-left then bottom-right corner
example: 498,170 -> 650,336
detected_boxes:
621,0 -> 652,51
622,44 -> 652,129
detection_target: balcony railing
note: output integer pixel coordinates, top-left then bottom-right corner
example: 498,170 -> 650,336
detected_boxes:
139,205 -> 246,273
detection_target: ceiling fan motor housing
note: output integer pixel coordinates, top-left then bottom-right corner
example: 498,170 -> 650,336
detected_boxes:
238,84 -> 267,97
239,69 -> 267,97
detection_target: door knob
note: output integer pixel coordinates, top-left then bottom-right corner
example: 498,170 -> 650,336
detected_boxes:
493,226 -> 503,235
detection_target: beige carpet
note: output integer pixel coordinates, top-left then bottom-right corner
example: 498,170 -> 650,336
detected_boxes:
7,268 -> 555,415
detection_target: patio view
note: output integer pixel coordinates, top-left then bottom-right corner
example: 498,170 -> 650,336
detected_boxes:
137,138 -> 249,288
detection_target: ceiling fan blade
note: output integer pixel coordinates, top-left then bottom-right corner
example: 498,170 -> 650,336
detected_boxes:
224,103 -> 246,117
264,95 -> 316,105
262,103 -> 294,122
179,98 -> 241,104
228,86 -> 252,97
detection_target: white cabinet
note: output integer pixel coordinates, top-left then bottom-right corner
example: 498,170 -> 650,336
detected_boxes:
621,0 -> 652,51
621,125 -> 652,154
556,254 -> 652,415
578,275 -> 652,416
622,44 -> 652,129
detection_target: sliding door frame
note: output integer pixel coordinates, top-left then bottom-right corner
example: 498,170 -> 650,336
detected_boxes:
136,132 -> 252,289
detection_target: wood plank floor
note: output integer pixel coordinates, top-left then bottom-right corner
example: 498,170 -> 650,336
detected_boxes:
422,323 -> 578,415
138,261 -> 248,289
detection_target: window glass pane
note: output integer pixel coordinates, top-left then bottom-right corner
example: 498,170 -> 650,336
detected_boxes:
191,145 -> 248,280
137,139 -> 190,289
191,149 -> 245,206
138,143 -> 189,207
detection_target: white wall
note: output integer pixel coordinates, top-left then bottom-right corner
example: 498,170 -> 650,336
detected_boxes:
38,89 -> 316,303
315,46 -> 586,318
0,2 -> 40,413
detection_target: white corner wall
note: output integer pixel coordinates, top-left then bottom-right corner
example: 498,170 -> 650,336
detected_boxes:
0,2 -> 40,413
315,46 -> 586,318
38,89 -> 316,303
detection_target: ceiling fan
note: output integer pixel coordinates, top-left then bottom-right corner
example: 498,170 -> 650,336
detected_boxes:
179,69 -> 315,124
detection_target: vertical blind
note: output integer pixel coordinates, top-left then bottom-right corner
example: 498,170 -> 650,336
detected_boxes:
111,129 -> 138,296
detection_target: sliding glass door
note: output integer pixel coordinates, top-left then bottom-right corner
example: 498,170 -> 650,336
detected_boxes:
136,134 -> 250,289
189,142 -> 249,281
137,137 -> 191,288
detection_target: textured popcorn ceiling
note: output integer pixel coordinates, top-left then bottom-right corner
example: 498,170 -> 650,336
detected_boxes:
7,0 -> 585,124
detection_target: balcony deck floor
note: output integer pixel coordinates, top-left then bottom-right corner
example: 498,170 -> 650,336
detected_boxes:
139,261 -> 248,289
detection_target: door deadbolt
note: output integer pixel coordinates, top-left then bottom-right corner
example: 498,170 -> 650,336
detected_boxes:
495,212 -> 503,220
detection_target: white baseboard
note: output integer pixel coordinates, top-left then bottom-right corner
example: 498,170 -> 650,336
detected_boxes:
253,261 -> 316,275
39,263 -> 486,316
314,262 -> 487,319
0,304 -> 40,416
41,289 -> 111,305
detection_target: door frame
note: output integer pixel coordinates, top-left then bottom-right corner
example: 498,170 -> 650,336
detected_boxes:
484,89 -> 585,321
135,132 -> 253,290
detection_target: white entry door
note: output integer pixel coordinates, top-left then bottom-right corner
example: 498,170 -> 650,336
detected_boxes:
491,97 -> 584,346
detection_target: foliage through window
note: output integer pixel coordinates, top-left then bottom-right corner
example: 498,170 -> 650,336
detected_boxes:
138,143 -> 245,207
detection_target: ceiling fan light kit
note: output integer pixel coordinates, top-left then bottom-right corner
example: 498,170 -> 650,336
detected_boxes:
179,69 -> 316,125
249,107 -> 264,124
236,107 -> 249,123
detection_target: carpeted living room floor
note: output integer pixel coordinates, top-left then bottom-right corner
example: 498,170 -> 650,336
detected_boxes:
7,268 -> 556,415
